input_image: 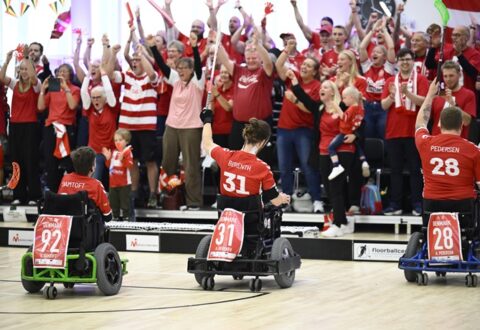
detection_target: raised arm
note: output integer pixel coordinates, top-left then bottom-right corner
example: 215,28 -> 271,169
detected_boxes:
415,79 -> 438,129
275,39 -> 296,81
359,29 -> 374,63
73,33 -> 86,83
101,67 -> 116,108
0,50 -> 14,85
80,73 -> 91,109
290,0 -> 312,42
200,109 -> 217,154
138,45 -> 157,82
252,28 -> 273,76
216,44 -> 234,76
164,0 -> 180,41
146,34 -> 171,78
26,55 -> 38,86
83,37 -> 94,69
231,21 -> 247,54
135,7 -> 146,44
191,33 -> 202,80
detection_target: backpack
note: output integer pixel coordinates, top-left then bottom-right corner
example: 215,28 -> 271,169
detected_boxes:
360,182 -> 383,215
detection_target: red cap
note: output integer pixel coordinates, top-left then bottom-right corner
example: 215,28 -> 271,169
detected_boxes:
320,25 -> 332,35
279,32 -> 295,39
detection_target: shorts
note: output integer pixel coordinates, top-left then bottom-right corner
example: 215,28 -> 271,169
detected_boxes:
130,130 -> 157,162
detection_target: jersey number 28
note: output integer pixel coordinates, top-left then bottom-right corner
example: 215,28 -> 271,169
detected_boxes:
430,157 -> 459,176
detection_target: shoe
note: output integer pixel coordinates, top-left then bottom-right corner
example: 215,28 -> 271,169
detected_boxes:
122,216 -> 130,222
341,219 -> 355,234
347,205 -> 361,216
361,161 -> 370,178
11,199 -> 20,206
313,200 -> 325,213
147,193 -> 157,208
412,204 -> 422,216
328,165 -> 344,180
27,200 -> 37,206
321,224 -> 344,237
322,213 -> 333,232
211,201 -> 217,209
185,205 -> 200,211
383,206 -> 403,216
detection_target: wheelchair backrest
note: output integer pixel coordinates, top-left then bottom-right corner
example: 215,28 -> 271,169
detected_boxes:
217,195 -> 263,216
42,190 -> 89,216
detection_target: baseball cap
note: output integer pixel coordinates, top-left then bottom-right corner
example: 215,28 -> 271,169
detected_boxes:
279,32 -> 295,39
320,25 -> 332,35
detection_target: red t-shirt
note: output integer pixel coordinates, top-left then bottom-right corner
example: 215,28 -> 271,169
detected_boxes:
413,54 -> 428,77
339,105 -> 364,134
8,79 -> 39,123
278,76 -> 319,129
415,127 -> 480,200
330,75 -> 367,99
382,74 -> 429,139
319,111 -> 356,155
320,49 -> 339,78
361,60 -> 395,102
431,87 -> 476,139
457,47 -> 480,92
156,74 -> 173,117
106,146 -> 134,188
84,104 -> 117,154
232,64 -> 274,122
285,52 -> 306,73
58,172 -> 112,216
211,146 -> 276,198
212,84 -> 234,135
178,32 -> 208,61
44,83 -> 81,126
221,33 -> 246,64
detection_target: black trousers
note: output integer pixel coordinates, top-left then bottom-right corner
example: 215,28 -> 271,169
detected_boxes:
319,152 -> 354,226
9,122 -> 42,202
43,124 -> 76,193
385,137 -> 423,207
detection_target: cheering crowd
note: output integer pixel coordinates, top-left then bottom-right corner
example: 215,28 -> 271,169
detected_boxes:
0,0 -> 479,236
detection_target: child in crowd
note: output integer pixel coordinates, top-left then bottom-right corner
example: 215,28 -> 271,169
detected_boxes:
328,86 -> 370,180
58,146 -> 112,222
102,128 -> 133,221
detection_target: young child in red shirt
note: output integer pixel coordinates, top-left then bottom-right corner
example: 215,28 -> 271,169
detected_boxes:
328,86 -> 369,180
58,146 -> 112,222
102,128 -> 133,221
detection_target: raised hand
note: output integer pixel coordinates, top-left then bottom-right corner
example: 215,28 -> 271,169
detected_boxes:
216,0 -> 228,8
87,37 -> 95,47
59,76 -> 68,90
102,147 -> 112,160
145,34 -> 156,48
285,38 -> 296,52
190,31 -> 198,47
165,0 -> 172,5
5,50 -> 14,63
112,44 -> 121,54
41,76 -> 50,92
205,0 -> 213,9
102,34 -> 110,47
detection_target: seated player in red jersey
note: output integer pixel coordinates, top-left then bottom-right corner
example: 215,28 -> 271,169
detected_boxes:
415,79 -> 480,227
200,109 -> 290,207
58,146 -> 113,222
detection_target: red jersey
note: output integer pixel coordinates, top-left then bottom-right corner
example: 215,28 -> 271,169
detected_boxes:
232,64 -> 273,122
58,172 -> 112,216
284,51 -> 306,73
431,87 -> 476,139
221,33 -> 246,64
212,84 -> 234,135
84,104 -> 117,154
211,146 -> 276,198
106,146 -> 133,188
156,73 -> 173,117
320,49 -> 340,78
361,60 -> 395,102
339,105 -> 364,134
178,32 -> 208,61
413,54 -> 428,77
44,83 -> 81,126
319,111 -> 356,155
330,75 -> 367,99
278,75 -> 319,129
8,79 -> 40,123
456,47 -> 480,92
415,127 -> 480,200
382,74 -> 429,139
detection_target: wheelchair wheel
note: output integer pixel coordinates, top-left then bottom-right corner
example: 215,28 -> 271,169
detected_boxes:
271,237 -> 295,288
194,235 -> 212,285
21,246 -> 45,293
404,232 -> 423,283
95,243 -> 123,296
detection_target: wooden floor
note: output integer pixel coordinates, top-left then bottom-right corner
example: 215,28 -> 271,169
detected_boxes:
1,247 -> 480,330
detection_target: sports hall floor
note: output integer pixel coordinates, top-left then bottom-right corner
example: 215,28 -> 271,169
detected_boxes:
1,247 -> 479,330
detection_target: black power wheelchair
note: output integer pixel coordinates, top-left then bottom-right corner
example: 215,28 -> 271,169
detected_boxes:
20,191 -> 128,299
399,196 -> 480,286
187,195 -> 301,292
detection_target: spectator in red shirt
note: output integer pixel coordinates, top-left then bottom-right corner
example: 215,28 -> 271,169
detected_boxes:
102,129 -> 134,221
210,65 -> 234,148
278,33 -> 305,73
58,146 -> 112,222
430,61 -> 476,140
451,25 -> 480,93
0,50 -> 42,205
217,29 -> 274,150
38,64 -> 81,193
301,25 -> 332,64
331,49 -> 367,97
381,48 -> 429,216
410,32 -> 430,77
415,79 -> 480,226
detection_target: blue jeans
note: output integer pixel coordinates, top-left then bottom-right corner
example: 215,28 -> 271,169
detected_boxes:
276,127 -> 321,201
364,101 -> 386,140
329,133 -> 365,160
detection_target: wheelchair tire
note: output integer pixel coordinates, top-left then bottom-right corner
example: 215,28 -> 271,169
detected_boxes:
404,232 -> 423,283
21,246 -> 45,293
271,237 -> 295,288
194,235 -> 212,285
95,243 -> 123,296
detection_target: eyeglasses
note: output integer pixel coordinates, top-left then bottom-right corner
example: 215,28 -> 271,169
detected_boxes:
452,33 -> 466,38
398,58 -> 413,62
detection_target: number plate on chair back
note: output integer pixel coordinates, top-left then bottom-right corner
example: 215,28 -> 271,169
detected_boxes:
208,208 -> 245,262
427,212 -> 462,261
33,215 -> 73,268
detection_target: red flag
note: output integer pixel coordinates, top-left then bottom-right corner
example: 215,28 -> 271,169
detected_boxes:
50,9 -> 71,39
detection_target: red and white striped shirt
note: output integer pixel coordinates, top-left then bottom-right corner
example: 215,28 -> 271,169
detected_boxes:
114,71 -> 158,131
106,146 -> 133,188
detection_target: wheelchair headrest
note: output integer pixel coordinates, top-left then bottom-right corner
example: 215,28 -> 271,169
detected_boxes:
42,190 -> 89,216
217,195 -> 263,214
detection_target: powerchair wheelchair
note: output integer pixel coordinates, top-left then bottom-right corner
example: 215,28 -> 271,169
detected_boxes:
20,191 -> 128,299
187,195 -> 301,292
399,196 -> 480,286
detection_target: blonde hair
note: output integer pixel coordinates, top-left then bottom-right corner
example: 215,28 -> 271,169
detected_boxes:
339,50 -> 360,86
322,80 -> 341,106
115,128 -> 132,144
342,86 -> 362,103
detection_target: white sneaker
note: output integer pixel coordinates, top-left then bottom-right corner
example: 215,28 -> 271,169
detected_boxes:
341,219 -> 355,234
347,205 -> 361,215
11,199 -> 20,206
361,161 -> 370,178
328,165 -> 344,180
211,201 -> 217,209
313,200 -> 325,213
321,224 -> 344,237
